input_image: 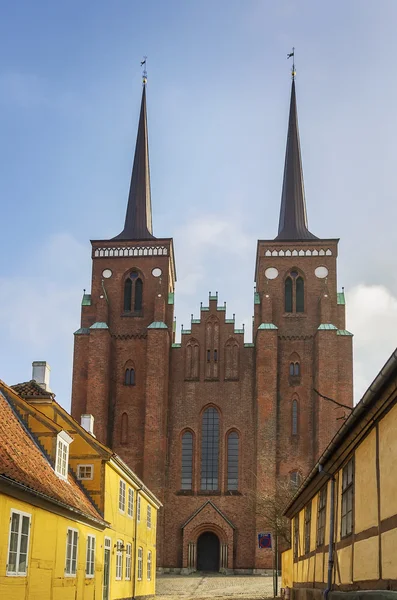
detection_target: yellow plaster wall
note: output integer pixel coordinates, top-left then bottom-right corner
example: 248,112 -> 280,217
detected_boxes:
281,548 -> 293,587
353,537 -> 379,581
354,429 -> 377,532
381,529 -> 397,579
335,545 -> 352,585
379,402 -> 397,520
310,495 -> 318,552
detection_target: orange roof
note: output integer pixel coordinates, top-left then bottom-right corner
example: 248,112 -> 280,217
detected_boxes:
0,389 -> 105,524
12,380 -> 54,398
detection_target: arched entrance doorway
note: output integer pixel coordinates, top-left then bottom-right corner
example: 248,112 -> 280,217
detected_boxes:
197,531 -> 220,572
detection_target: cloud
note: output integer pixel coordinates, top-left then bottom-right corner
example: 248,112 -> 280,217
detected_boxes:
346,284 -> 397,403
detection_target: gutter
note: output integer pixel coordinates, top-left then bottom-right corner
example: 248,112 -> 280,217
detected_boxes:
132,486 -> 143,600
284,347 -> 397,517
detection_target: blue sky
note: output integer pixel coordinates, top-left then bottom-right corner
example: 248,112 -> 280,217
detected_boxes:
1,1 -> 397,408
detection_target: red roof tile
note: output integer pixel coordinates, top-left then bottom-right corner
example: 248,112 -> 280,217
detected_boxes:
0,391 -> 104,523
11,380 -> 54,398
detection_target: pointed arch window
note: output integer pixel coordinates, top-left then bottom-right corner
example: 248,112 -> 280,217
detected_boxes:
289,362 -> 300,377
225,339 -> 239,380
121,412 -> 128,445
227,431 -> 239,490
185,339 -> 200,380
125,368 -> 135,386
181,431 -> 193,490
285,272 -> 305,313
201,407 -> 219,490
123,272 -> 143,313
292,399 -> 298,436
205,317 -> 220,380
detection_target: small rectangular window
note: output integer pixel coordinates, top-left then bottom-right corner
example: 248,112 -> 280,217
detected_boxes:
147,505 -> 152,529
77,464 -> 93,480
85,535 -> 95,577
115,540 -> 123,580
147,550 -> 152,580
119,480 -> 126,513
125,543 -> 132,580
341,458 -> 354,538
304,501 -> 311,554
137,547 -> 143,580
7,510 -> 31,576
65,528 -> 78,576
128,488 -> 134,517
137,496 -> 141,522
317,485 -> 327,547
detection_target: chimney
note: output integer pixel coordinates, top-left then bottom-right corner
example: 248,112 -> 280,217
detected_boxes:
32,361 -> 51,391
81,414 -> 95,437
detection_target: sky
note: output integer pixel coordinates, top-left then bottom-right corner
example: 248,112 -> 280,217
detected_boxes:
1,0 -> 397,409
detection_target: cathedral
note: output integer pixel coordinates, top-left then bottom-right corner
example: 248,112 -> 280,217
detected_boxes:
71,74 -> 353,573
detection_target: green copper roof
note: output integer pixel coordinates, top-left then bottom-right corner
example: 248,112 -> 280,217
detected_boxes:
172,343 -> 182,348
234,329 -> 245,334
209,294 -> 218,301
90,322 -> 108,330
82,294 -> 91,306
74,327 -> 90,335
244,343 -> 255,347
258,323 -> 278,330
318,323 -> 338,330
337,329 -> 353,336
217,306 -> 226,311
168,292 -> 174,305
191,319 -> 201,324
337,292 -> 345,305
181,329 -> 191,335
201,306 -> 209,312
254,292 -> 260,305
225,319 -> 235,324
147,321 -> 168,329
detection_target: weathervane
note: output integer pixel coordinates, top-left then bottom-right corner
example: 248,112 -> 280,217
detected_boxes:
287,47 -> 295,79
141,56 -> 147,84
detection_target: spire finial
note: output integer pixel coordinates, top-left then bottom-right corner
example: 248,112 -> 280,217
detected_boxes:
287,47 -> 295,79
141,56 -> 147,85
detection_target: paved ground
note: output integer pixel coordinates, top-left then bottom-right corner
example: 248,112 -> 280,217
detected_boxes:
156,574 -> 275,599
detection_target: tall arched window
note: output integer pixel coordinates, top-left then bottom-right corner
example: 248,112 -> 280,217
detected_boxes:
181,431 -> 193,490
201,407 -> 219,490
124,278 -> 132,312
285,277 -> 293,312
289,362 -> 300,377
292,399 -> 298,436
227,431 -> 239,490
121,412 -> 128,445
123,272 -> 143,313
296,277 -> 304,312
125,368 -> 135,386
134,278 -> 143,311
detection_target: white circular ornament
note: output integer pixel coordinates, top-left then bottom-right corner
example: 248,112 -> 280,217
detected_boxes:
152,268 -> 162,277
102,269 -> 112,279
315,266 -> 328,279
265,267 -> 279,280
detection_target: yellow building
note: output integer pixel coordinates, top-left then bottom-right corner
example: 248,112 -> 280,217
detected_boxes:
0,374 -> 161,600
281,347 -> 397,599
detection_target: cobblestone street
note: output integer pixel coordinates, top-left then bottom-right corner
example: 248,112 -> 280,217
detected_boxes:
156,574 -> 275,599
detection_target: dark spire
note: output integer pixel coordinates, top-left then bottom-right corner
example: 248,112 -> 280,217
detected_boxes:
275,78 -> 317,241
113,82 -> 155,241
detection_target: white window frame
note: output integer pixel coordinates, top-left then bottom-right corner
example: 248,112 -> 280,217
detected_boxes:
77,464 -> 94,480
147,504 -> 152,529
147,550 -> 152,581
137,495 -> 141,522
137,547 -> 143,580
127,488 -> 134,518
65,528 -> 79,576
125,543 -> 132,580
119,480 -> 126,513
6,509 -> 31,576
55,431 -> 73,480
85,534 -> 95,577
115,540 -> 123,580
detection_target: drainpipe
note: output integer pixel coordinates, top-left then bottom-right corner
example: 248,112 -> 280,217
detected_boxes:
132,487 -> 143,600
324,476 -> 335,600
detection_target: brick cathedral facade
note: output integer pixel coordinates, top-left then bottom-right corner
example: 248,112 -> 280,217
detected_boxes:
71,77 -> 353,573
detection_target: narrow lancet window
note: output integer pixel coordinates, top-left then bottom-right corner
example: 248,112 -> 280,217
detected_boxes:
285,277 -> 293,312
292,399 -> 298,435
227,431 -> 239,490
201,408 -> 219,490
181,431 -> 193,490
125,368 -> 135,386
124,278 -> 132,312
134,278 -> 143,311
296,277 -> 304,312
